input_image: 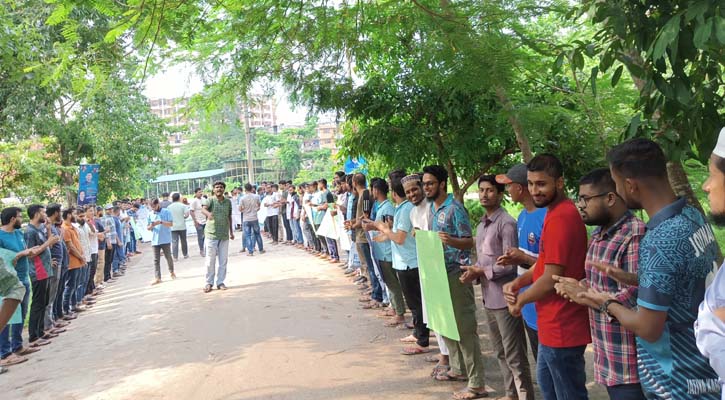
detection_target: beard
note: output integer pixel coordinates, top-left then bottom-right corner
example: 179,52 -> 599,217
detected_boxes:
78,219 -> 86,226
533,193 -> 556,208
13,221 -> 21,229
709,212 -> 725,227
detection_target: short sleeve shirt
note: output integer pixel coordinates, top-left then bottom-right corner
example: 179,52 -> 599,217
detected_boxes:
61,222 -> 85,270
191,198 -> 208,225
636,199 -> 720,399
0,229 -> 30,283
391,200 -> 418,270
517,207 -> 547,331
151,208 -> 173,246
240,194 -> 261,222
24,224 -> 52,281
532,199 -> 591,348
372,199 -> 394,263
167,202 -> 188,231
95,219 -> 106,250
205,197 -> 232,240
430,194 -> 472,273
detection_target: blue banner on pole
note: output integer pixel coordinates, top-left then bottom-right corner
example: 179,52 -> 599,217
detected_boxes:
78,164 -> 100,206
344,156 -> 368,174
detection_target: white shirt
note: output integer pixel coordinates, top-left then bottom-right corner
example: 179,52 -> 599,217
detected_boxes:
264,193 -> 280,216
410,200 -> 432,230
286,194 -> 294,219
88,219 -> 99,254
74,222 -> 92,262
190,197 -> 208,225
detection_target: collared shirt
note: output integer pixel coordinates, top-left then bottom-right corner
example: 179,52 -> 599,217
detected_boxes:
636,198 -> 721,399
204,197 -> 232,240
113,216 -> 124,243
23,223 -> 53,281
371,199 -> 394,262
151,208 -> 173,246
101,215 -> 117,243
586,211 -> 645,386
391,200 -> 418,270
517,207 -> 547,331
355,190 -> 370,243
95,219 -> 106,251
475,207 -> 517,310
61,221 -> 85,269
49,224 -> 64,264
75,222 -> 92,262
430,194 -> 472,273
0,229 -> 30,283
0,256 -> 24,302
167,202 -> 189,231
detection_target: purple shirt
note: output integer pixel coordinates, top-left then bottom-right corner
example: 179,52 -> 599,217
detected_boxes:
475,207 -> 518,310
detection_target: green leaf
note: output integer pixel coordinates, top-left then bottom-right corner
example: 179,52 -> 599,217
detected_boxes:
693,19 -> 712,49
573,51 -> 584,71
585,43 -> 596,57
611,65 -> 623,87
590,66 -> 598,97
553,53 -> 565,73
652,15 -> 681,60
685,1 -> 708,22
626,114 -> 641,139
673,79 -> 691,105
716,16 -> 725,44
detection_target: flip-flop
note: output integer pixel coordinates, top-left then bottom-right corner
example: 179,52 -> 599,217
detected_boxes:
435,372 -> 468,382
401,346 -> 431,355
452,387 -> 488,399
0,354 -> 28,366
384,320 -> 405,327
15,346 -> 40,355
430,364 -> 451,377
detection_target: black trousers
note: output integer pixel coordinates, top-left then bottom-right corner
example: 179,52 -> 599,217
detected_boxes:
53,269 -> 67,319
396,267 -> 429,347
86,253 -> 98,295
153,243 -> 174,280
266,215 -> 279,242
171,230 -> 188,259
281,213 -> 293,241
29,279 -> 50,341
103,246 -> 115,281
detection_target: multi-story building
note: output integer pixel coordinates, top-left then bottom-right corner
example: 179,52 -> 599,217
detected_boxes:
148,97 -> 199,155
316,121 -> 340,155
241,96 -> 278,129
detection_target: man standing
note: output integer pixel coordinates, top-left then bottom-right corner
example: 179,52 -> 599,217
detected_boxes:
160,193 -> 171,209
553,168 -> 645,399
263,184 -> 281,244
202,181 -> 234,293
315,178 -> 339,262
101,205 -> 117,282
579,139 -> 721,399
61,208 -> 86,316
422,165 -> 487,399
231,188 -> 243,232
496,164 -> 545,361
148,198 -> 175,285
111,206 -> 125,277
696,127 -> 725,397
287,184 -> 304,246
350,174 -> 383,305
240,183 -> 263,256
44,204 -> 68,334
167,193 -> 190,261
503,154 -> 591,400
190,188 -> 207,257
24,205 -> 60,348
460,175 -> 534,400
74,209 -> 92,311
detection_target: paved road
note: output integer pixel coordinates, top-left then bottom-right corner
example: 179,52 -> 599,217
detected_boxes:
1,237 -> 607,400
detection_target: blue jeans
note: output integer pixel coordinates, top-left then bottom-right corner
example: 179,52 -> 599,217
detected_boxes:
325,238 -> 339,260
606,384 -> 645,400
0,280 -> 29,358
128,230 -> 137,253
290,218 -> 303,244
63,268 -> 81,313
75,264 -> 89,302
195,224 -> 205,255
112,243 -> 124,272
537,344 -> 588,400
243,221 -> 263,254
357,242 -> 383,302
205,239 -> 229,287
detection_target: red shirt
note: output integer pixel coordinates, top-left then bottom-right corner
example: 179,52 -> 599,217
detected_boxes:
533,199 -> 591,348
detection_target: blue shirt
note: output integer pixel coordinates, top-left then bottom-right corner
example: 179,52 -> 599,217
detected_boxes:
372,199 -> 394,262
0,229 -> 30,284
113,216 -> 123,244
391,200 -> 418,270
95,220 -> 106,250
517,207 -> 547,331
430,194 -> 472,273
637,198 -> 720,399
151,209 -> 173,246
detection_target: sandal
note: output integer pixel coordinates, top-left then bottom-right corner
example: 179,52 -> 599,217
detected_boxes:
452,387 -> 488,399
430,364 -> 451,377
384,319 -> 405,327
401,346 -> 431,355
203,284 -> 213,293
15,346 -> 40,355
0,353 -> 28,366
434,372 -> 468,382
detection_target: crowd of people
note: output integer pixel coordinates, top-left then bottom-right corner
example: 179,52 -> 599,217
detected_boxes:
0,132 -> 724,399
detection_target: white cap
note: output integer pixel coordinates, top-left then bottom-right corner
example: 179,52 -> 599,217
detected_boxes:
714,127 -> 725,158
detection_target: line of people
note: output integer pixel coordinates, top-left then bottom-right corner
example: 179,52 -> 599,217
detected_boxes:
0,202 -> 142,372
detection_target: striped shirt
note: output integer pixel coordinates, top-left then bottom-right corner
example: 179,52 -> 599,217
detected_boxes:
585,211 -> 644,386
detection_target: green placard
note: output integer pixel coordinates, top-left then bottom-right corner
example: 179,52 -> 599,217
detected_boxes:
415,230 -> 460,341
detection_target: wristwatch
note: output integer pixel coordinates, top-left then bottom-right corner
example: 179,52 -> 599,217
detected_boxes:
600,299 -> 623,319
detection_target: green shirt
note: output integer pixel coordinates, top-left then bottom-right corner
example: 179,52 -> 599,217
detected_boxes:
167,202 -> 188,231
204,197 -> 232,240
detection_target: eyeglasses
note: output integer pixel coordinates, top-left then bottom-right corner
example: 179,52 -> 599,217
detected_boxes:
422,180 -> 438,187
576,193 -> 609,207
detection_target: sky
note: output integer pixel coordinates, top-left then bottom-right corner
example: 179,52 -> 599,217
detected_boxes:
142,63 -> 309,126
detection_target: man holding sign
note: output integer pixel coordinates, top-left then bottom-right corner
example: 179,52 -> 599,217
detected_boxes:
423,165 -> 487,400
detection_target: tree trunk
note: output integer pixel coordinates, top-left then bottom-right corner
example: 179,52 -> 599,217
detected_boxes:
495,86 -> 533,163
667,160 -> 707,215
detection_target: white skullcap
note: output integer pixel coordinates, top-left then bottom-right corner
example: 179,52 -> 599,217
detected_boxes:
714,127 -> 725,158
